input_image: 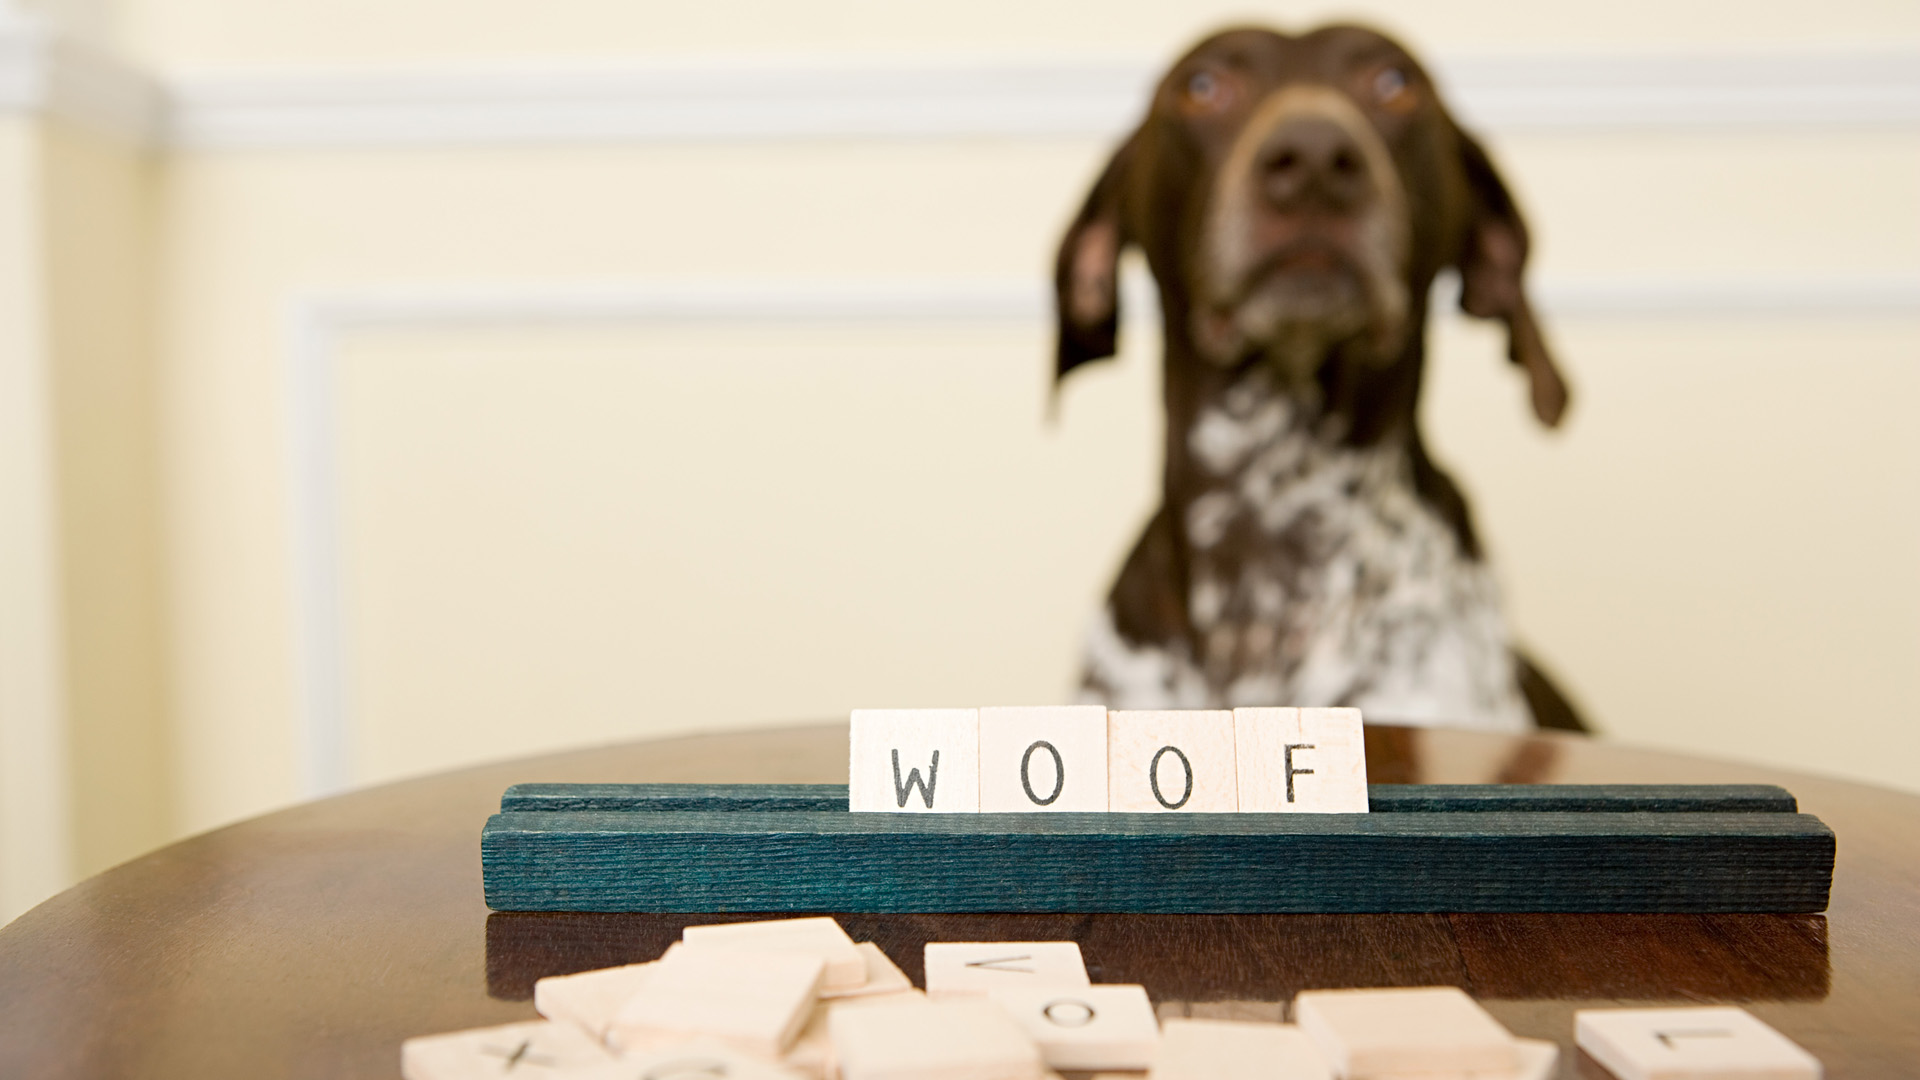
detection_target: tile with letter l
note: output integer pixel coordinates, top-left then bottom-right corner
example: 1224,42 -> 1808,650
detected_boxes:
1575,1006 -> 1821,1080
1294,986 -> 1519,1077
987,983 -> 1160,1071
609,946 -> 825,1056
402,1019 -> 620,1079
979,705 -> 1109,813
1107,710 -> 1237,812
923,941 -> 1090,996
1146,1019 -> 1332,1080
682,916 -> 868,991
830,997 -> 1045,1080
849,708 -> 980,813
1234,707 -> 1368,813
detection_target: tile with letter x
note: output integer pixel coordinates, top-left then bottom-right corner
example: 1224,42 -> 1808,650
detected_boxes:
1108,710 -> 1237,812
923,941 -> 1090,996
401,1019 -> 620,1079
979,705 -> 1109,812
987,983 -> 1160,1070
850,709 -> 980,813
1235,707 -> 1368,813
1576,1006 -> 1821,1080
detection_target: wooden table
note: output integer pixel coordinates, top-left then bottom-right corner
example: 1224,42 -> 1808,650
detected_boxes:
2,723 -> 1916,1078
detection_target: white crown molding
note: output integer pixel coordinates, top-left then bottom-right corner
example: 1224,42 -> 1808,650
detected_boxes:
1,34 -> 1915,149
284,271 -> 1920,794
176,50 -> 1920,149
0,11 -> 162,141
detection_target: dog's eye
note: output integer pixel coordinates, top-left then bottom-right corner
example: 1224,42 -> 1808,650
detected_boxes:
1181,69 -> 1232,114
1371,66 -> 1416,112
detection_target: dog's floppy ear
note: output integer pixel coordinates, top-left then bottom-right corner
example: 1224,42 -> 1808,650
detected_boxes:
1054,136 -> 1137,386
1453,129 -> 1569,427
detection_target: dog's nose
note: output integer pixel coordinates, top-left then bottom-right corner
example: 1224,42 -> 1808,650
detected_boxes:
1256,115 -> 1370,212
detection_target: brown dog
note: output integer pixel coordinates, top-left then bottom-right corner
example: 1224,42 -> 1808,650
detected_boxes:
1056,24 -> 1581,730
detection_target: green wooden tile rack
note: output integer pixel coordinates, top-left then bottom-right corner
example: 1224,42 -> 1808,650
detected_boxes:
480,783 -> 1833,914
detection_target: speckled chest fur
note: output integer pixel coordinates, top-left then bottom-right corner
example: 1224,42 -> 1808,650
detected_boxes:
1081,366 -> 1529,731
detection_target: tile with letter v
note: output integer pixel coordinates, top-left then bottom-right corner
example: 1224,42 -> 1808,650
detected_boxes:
923,941 -> 1090,996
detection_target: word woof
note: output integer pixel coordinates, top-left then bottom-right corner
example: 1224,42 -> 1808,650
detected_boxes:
848,706 -> 1368,815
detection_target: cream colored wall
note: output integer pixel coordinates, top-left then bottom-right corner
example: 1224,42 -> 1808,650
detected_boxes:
4,0 -> 1918,911
42,121 -> 170,880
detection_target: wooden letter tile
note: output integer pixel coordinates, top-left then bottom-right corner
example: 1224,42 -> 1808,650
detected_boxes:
683,916 -> 868,991
821,942 -> 915,1000
1294,987 -> 1518,1077
923,941 -> 1090,996
1146,1019 -> 1333,1080
986,983 -> 1160,1070
615,1038 -> 809,1080
533,961 -> 654,1044
979,706 -> 1109,813
1234,707 -> 1368,813
850,709 -> 980,813
1107,710 -> 1237,812
610,946 -> 825,1056
1575,1006 -> 1821,1080
402,1019 -> 620,1079
830,997 -> 1045,1080
786,989 -> 927,1079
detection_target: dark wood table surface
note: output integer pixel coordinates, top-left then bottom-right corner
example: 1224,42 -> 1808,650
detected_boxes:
3,722 -> 1917,1078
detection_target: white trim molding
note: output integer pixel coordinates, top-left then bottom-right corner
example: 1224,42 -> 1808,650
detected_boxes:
285,271 -> 1920,794
175,50 -> 1920,149
0,24 -> 1916,148
0,8 -> 162,141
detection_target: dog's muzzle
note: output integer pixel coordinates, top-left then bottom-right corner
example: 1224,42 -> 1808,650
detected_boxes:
1196,86 -> 1411,376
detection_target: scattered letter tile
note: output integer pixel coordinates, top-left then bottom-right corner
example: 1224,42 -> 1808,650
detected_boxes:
615,1037 -> 810,1080
1146,1019 -> 1332,1080
822,942 -> 915,1000
1575,1006 -> 1821,1080
1294,986 -> 1518,1077
402,1019 -> 619,1079
979,706 -> 1110,812
610,946 -> 825,1056
924,941 -> 1090,996
1234,707 -> 1368,813
830,997 -> 1045,1080
533,961 -> 654,1044
787,989 -> 927,1079
987,983 -> 1160,1071
850,709 -> 981,813
683,916 -> 868,991
1107,710 -> 1237,812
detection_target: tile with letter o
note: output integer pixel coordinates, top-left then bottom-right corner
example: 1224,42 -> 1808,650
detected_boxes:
1107,710 -> 1237,812
849,708 -> 980,813
979,706 -> 1109,813
987,983 -> 1160,1070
